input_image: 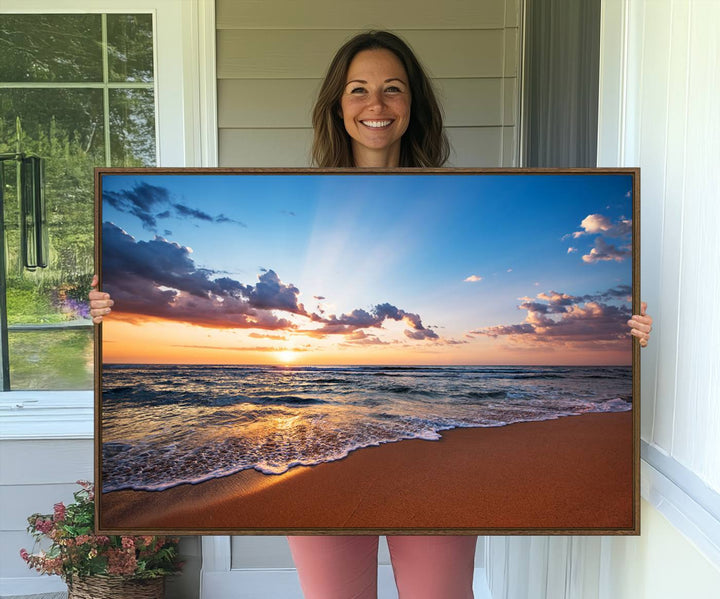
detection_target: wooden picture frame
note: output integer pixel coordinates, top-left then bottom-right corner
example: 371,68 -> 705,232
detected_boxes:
95,167 -> 640,535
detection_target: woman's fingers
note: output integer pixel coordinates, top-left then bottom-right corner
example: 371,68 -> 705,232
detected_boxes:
628,309 -> 652,348
627,316 -> 652,333
89,274 -> 113,323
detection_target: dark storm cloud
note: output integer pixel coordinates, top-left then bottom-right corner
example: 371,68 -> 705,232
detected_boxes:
102,222 -> 438,340
239,270 -> 307,315
103,182 -> 170,230
102,222 -> 295,330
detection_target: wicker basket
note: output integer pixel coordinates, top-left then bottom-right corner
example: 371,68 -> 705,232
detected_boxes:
67,575 -> 164,599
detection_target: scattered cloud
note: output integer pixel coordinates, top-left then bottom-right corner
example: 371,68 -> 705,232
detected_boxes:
566,213 -> 633,264
340,331 -> 390,346
572,214 -> 632,238
464,275 -> 483,282
468,287 -> 631,350
215,213 -> 247,227
309,302 -> 439,340
172,203 -> 213,222
103,183 -> 247,232
171,344 -> 311,353
582,238 -> 631,263
248,333 -> 288,341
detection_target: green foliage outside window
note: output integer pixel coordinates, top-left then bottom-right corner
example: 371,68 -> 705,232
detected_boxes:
0,13 -> 155,390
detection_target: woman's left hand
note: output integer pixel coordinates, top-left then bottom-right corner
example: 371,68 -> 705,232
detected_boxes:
628,301 -> 653,348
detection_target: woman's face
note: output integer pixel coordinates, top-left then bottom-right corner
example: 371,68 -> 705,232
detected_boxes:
340,48 -> 411,167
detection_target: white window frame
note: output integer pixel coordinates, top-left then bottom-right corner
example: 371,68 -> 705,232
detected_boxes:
0,0 -> 217,440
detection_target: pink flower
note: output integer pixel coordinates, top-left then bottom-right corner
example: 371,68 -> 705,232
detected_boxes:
121,537 -> 135,550
53,502 -> 66,522
34,518 -> 54,534
107,548 -> 137,576
19,548 -> 29,562
43,556 -> 64,576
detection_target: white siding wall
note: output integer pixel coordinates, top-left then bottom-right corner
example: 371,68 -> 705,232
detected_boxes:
0,435 -> 201,599
216,0 -> 522,167
0,439 -> 93,596
485,0 -> 720,597
613,0 -> 719,491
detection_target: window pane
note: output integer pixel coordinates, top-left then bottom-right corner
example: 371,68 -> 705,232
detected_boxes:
110,89 -> 156,166
107,14 -> 154,83
0,13 -> 157,391
2,86 -> 97,390
0,89 -> 106,164
8,329 -> 93,390
0,14 -> 102,82
1,88 -> 103,283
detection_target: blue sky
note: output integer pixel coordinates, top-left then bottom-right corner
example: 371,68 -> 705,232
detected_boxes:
101,172 -> 634,365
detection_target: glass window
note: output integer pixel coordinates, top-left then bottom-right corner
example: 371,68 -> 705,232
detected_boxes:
0,13 -> 156,390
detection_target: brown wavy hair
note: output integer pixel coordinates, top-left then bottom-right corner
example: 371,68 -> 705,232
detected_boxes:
311,31 -> 449,167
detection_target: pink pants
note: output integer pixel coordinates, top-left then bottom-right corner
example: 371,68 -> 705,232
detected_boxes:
287,535 -> 477,599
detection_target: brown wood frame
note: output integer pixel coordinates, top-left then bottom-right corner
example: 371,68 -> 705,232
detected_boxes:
94,167 -> 640,536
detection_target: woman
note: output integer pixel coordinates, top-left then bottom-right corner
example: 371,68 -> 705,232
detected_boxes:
90,31 -> 653,599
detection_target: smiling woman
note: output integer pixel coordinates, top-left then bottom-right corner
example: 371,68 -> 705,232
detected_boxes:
311,30 -> 448,168
339,49 -> 412,167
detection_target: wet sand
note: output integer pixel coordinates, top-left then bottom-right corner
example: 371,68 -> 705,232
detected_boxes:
99,411 -> 635,533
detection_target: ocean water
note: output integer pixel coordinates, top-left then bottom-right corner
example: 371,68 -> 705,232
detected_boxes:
101,364 -> 631,493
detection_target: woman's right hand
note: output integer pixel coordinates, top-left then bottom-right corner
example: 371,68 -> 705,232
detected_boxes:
89,275 -> 114,324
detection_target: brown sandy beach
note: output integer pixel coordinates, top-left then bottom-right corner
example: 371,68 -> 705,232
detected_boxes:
100,411 -> 634,533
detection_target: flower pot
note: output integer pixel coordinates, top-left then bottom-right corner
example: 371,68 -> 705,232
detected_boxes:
67,575 -> 164,599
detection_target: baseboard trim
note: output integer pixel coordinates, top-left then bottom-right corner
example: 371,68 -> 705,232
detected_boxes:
0,576 -> 65,597
201,566 -> 492,599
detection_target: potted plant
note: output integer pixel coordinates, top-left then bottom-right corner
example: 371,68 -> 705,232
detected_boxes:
20,480 -> 182,599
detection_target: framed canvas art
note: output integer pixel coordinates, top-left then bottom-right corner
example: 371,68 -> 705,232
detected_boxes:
94,168 -> 640,535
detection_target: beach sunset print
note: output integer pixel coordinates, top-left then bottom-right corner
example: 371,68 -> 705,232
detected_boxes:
99,172 -> 637,533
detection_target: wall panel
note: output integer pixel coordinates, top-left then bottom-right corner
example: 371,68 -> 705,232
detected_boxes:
218,78 -> 516,129
217,0 -> 508,30
216,0 -> 522,170
217,29 -> 508,80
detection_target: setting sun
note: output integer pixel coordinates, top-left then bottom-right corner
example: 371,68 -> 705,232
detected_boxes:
275,350 -> 297,363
